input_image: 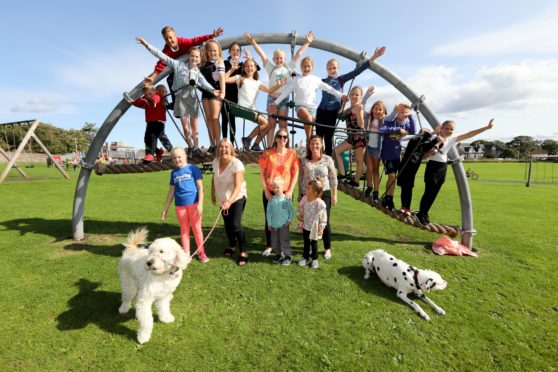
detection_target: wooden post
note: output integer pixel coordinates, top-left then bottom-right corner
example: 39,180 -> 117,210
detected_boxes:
31,133 -> 69,179
0,147 -> 28,178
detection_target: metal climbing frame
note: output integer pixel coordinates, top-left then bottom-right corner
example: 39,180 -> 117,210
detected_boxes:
72,32 -> 476,247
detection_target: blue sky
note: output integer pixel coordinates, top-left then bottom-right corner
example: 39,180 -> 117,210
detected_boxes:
2,0 -> 557,149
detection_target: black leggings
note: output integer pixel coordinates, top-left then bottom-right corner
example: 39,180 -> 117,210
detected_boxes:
221,102 -> 237,141
316,108 -> 338,156
419,161 -> 448,215
144,121 -> 165,155
222,197 -> 247,252
301,190 -> 332,250
302,229 -> 318,260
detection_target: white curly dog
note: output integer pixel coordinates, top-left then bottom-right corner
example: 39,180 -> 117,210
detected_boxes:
119,227 -> 190,344
363,249 -> 447,321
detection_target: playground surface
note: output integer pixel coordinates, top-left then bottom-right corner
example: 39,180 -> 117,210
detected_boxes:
0,162 -> 556,370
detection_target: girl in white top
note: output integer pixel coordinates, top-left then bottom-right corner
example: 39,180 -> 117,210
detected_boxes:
244,31 -> 314,146
272,56 -> 346,143
224,58 -> 286,151
211,138 -> 249,265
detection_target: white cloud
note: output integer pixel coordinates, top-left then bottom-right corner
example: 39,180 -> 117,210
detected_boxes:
10,97 -> 59,113
406,59 -> 558,115
433,3 -> 558,56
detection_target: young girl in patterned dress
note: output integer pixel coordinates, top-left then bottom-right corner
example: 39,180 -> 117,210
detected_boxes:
297,178 -> 327,269
334,86 -> 367,187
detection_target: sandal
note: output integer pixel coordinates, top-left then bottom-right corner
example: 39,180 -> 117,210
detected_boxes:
237,254 -> 248,267
224,248 -> 236,257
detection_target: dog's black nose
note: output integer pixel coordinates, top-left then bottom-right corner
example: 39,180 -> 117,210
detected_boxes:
147,260 -> 153,267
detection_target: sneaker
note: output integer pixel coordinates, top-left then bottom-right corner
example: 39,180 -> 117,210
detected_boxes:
241,136 -> 251,150
324,249 -> 332,260
199,253 -> 209,263
337,174 -> 347,182
193,147 -> 205,158
298,258 -> 309,267
282,256 -> 292,266
416,212 -> 430,226
250,143 -> 262,152
364,187 -> 373,198
272,254 -> 282,264
372,191 -> 379,204
399,207 -> 412,216
347,180 -> 359,187
388,199 -> 396,211
262,247 -> 272,257
380,196 -> 389,209
143,154 -> 154,162
155,148 -> 164,162
311,259 -> 319,269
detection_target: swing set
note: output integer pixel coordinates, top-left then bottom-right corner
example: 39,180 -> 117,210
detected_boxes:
0,119 -> 70,183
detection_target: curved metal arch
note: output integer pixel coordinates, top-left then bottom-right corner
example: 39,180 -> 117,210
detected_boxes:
72,32 -> 475,247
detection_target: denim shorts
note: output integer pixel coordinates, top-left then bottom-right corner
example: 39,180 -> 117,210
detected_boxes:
366,145 -> 381,158
296,105 -> 317,118
267,95 -> 288,111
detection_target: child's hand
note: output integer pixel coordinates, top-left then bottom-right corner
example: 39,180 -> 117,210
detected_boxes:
400,128 -> 408,136
197,204 -> 203,216
340,95 -> 348,104
135,36 -> 148,46
213,90 -> 224,99
487,118 -> 494,129
370,46 -> 386,62
161,209 -> 168,221
213,27 -> 224,37
243,32 -> 254,44
221,200 -> 231,211
306,31 -> 315,44
366,86 -> 375,95
318,228 -> 324,235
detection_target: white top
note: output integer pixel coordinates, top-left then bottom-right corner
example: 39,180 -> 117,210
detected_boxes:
427,135 -> 457,163
264,60 -> 296,96
274,75 -> 342,109
235,76 -> 261,110
212,157 -> 247,204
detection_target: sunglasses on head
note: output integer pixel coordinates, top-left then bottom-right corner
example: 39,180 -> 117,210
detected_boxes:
276,134 -> 288,139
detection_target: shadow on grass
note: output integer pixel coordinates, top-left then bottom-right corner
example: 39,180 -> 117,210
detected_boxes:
56,279 -> 135,340
1,217 -> 433,259
337,265 -> 401,305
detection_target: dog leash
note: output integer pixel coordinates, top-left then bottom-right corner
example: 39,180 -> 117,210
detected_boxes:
189,207 -> 224,259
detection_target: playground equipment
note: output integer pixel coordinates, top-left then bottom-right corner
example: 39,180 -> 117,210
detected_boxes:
0,119 -> 70,183
72,32 -> 477,247
525,154 -> 558,187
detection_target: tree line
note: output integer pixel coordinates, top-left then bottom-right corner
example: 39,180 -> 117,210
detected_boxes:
470,136 -> 558,159
0,122 -> 98,154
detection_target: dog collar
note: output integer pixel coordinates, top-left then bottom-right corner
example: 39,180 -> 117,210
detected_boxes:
413,268 -> 421,289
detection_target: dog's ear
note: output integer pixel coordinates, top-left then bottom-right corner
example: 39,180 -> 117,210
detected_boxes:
425,278 -> 436,292
173,246 -> 191,269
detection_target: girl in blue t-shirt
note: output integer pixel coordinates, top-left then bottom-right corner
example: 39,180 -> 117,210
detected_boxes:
162,147 -> 208,262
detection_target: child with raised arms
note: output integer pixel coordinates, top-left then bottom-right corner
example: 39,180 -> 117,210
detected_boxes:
272,56 -> 346,143
136,37 -> 221,157
416,119 -> 494,226
244,31 -> 314,146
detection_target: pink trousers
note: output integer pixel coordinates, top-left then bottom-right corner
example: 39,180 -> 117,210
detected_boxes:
175,203 -> 205,255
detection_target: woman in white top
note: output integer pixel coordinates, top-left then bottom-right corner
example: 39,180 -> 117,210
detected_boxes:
272,56 -> 346,143
211,138 -> 249,266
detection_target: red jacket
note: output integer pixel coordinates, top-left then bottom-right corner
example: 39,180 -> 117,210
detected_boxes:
153,34 -> 214,74
133,93 -> 166,123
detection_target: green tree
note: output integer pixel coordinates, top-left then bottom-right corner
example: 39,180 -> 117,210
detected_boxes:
506,136 -> 539,159
541,139 -> 558,155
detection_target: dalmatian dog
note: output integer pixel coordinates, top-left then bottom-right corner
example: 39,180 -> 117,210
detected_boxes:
363,249 -> 447,321
119,227 -> 191,344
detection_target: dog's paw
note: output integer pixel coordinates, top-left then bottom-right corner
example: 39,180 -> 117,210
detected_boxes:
159,314 -> 175,323
419,311 -> 431,321
436,307 -> 446,315
137,331 -> 151,344
118,304 -> 131,314
364,273 -> 370,280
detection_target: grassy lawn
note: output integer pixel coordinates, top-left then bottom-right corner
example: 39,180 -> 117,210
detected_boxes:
0,161 -> 556,370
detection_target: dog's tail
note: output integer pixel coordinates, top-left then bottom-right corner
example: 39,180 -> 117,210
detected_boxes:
122,227 -> 149,254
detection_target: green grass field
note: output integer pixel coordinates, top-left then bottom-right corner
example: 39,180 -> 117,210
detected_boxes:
1,161 -> 556,370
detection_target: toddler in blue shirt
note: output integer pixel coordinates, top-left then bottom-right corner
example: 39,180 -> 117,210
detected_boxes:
266,177 -> 294,265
